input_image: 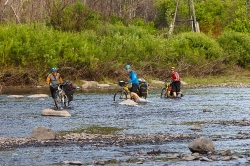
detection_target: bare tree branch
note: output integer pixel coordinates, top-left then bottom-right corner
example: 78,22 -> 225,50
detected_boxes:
0,0 -> 9,23
10,5 -> 20,24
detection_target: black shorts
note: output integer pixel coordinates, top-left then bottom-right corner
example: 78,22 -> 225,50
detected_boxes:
130,84 -> 139,93
171,81 -> 181,93
50,86 -> 58,99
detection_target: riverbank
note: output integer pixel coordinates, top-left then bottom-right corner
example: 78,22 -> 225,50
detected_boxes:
1,78 -> 250,95
1,67 -> 250,91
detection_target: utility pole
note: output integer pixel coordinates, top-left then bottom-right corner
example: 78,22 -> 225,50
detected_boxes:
191,0 -> 200,32
168,0 -> 200,37
168,0 -> 180,37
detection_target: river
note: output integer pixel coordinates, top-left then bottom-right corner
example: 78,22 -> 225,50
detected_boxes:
0,87 -> 250,165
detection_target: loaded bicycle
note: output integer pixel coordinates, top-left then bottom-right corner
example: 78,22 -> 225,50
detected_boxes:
55,80 -> 75,109
160,80 -> 183,98
113,79 -> 149,103
160,80 -> 174,98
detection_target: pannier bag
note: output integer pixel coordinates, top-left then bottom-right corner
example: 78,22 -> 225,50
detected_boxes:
118,81 -> 126,86
60,80 -> 74,101
139,82 -> 148,97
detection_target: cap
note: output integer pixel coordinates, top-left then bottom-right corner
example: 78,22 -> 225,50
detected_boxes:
51,67 -> 57,72
125,65 -> 131,70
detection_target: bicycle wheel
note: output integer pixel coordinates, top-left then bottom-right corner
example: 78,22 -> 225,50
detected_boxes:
142,89 -> 148,99
63,94 -> 69,107
55,91 -> 61,109
114,90 -> 127,103
139,93 -> 147,99
160,88 -> 167,98
55,91 -> 69,109
54,97 -> 59,109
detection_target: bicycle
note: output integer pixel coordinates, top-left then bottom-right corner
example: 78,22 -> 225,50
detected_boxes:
55,86 -> 69,109
160,80 -> 173,98
113,80 -> 149,103
160,80 -> 184,98
55,80 -> 75,109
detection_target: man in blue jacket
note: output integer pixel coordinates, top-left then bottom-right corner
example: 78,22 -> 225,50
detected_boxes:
125,65 -> 140,102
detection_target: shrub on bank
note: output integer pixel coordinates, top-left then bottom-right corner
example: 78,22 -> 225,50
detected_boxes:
217,31 -> 250,69
165,32 -> 224,76
0,23 -> 250,86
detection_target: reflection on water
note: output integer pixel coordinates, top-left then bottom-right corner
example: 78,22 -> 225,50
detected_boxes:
0,87 -> 250,165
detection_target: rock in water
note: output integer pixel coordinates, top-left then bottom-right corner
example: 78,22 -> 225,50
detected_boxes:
119,99 -> 138,106
188,137 -> 215,154
30,126 -> 56,141
138,98 -> 149,103
27,94 -> 49,98
41,108 -> 71,117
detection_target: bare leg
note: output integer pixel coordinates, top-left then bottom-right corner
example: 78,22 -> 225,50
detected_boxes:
131,92 -> 140,103
53,99 -> 56,106
173,92 -> 177,98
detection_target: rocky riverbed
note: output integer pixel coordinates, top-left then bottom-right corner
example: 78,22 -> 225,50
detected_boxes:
0,134 -> 249,164
1,86 -> 250,165
1,119 -> 250,165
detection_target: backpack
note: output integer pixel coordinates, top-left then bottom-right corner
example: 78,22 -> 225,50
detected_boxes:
139,82 -> 148,97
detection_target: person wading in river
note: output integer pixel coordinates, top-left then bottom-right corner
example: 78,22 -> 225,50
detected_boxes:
171,67 -> 183,98
125,65 -> 140,102
46,67 -> 63,106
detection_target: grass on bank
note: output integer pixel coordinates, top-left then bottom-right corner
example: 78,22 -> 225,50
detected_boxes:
71,75 -> 250,89
183,75 -> 250,87
146,67 -> 250,88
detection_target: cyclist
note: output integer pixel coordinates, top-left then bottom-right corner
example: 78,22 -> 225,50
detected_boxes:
171,67 -> 183,98
46,67 -> 63,106
125,65 -> 140,102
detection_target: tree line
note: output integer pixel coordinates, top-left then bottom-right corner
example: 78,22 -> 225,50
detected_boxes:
1,0 -> 250,35
0,0 -> 156,24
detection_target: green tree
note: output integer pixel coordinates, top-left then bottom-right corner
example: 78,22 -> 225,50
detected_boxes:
195,0 -> 250,35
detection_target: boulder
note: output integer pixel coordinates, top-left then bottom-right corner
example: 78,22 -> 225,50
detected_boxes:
119,99 -> 138,106
7,95 -> 24,98
167,153 -> 179,159
222,156 -> 232,161
151,80 -> 164,85
200,157 -> 213,162
191,124 -> 202,130
81,80 -> 113,89
30,126 -> 56,141
41,108 -> 71,117
138,98 -> 149,103
221,149 -> 231,156
182,154 -> 197,161
81,80 -> 98,89
27,94 -> 49,98
63,160 -> 82,165
188,137 -> 215,154
97,83 -> 110,88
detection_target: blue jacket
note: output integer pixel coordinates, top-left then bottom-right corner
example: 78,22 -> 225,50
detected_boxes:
128,70 -> 139,85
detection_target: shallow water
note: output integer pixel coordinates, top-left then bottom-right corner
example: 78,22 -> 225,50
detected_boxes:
0,87 -> 250,165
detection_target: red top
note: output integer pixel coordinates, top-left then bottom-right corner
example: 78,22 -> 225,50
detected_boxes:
171,72 -> 180,82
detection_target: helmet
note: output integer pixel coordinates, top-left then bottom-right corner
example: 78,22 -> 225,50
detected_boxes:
51,67 -> 57,72
125,65 -> 131,70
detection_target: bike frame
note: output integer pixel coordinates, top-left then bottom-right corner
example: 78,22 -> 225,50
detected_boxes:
161,80 -> 172,98
113,81 -> 148,102
55,86 -> 69,109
